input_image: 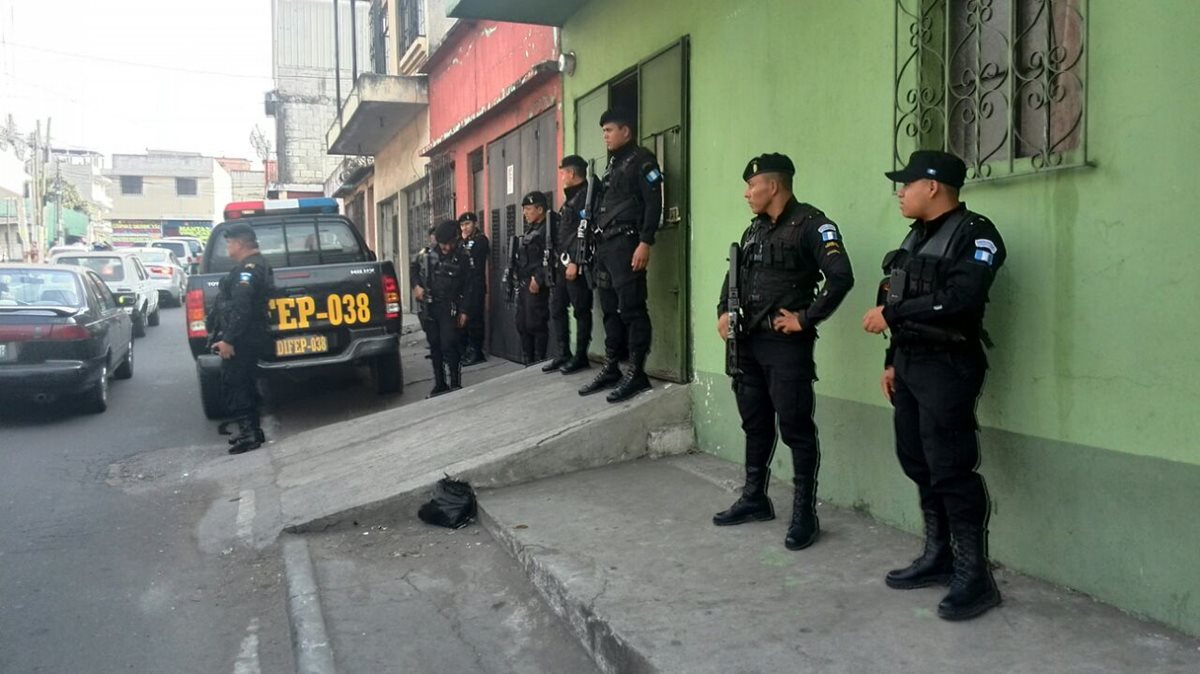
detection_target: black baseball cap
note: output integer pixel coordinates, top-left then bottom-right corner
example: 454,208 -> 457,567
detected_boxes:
222,223 -> 257,243
886,150 -> 967,188
743,153 -> 796,182
521,191 -> 549,208
599,108 -> 635,128
457,212 -> 478,224
559,155 -> 588,172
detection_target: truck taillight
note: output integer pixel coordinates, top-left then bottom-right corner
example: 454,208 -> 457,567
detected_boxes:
382,274 -> 401,320
186,289 -> 207,338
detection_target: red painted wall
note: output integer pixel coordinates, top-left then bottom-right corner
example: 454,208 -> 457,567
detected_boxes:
428,22 -> 558,142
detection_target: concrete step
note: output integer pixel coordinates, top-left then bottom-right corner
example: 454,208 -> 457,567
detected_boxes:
298,517 -> 600,674
479,454 -> 1200,674
271,364 -> 693,533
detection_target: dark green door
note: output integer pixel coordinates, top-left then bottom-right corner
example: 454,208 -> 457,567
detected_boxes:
638,39 -> 689,383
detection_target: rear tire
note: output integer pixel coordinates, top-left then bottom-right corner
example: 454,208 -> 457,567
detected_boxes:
372,350 -> 403,395
114,339 -> 134,380
197,357 -> 230,419
133,308 -> 147,338
148,306 -> 160,327
82,365 -> 109,414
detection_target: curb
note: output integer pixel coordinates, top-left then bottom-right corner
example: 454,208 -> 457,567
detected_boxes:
478,503 -> 655,674
282,535 -> 337,674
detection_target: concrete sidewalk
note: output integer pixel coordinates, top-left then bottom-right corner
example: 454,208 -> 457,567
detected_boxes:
480,454 -> 1200,674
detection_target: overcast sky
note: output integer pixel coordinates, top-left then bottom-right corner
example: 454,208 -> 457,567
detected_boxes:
0,0 -> 275,165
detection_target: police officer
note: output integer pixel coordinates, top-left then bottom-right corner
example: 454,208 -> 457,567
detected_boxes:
511,191 -> 553,364
544,155 -> 596,375
458,212 -> 490,366
578,108 -> 663,403
862,150 -> 1006,621
410,223 -> 437,358
413,219 -> 477,397
713,153 -> 855,550
209,223 -> 273,455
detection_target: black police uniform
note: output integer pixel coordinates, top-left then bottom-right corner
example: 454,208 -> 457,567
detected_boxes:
460,217 -> 490,365
713,155 -> 855,550
580,113 -> 664,402
211,247 -> 272,453
513,206 -> 553,364
544,173 -> 596,373
412,230 -> 477,396
879,150 -> 1006,621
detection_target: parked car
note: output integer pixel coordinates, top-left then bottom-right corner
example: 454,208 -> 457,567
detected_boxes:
149,237 -> 204,274
132,246 -> 188,307
0,264 -> 135,413
186,198 -> 404,418
51,250 -> 160,337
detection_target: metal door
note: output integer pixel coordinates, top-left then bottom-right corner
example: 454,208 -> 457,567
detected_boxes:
639,39 -> 690,383
487,131 -> 523,363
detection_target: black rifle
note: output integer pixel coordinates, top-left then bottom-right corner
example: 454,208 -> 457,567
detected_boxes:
502,234 -> 520,305
574,161 -> 598,284
541,215 -> 557,291
725,242 -> 743,378
419,247 -> 436,313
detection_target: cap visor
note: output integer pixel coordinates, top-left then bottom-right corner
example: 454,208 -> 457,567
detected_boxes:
885,168 -> 917,183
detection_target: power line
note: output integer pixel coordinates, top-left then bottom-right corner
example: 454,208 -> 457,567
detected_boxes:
2,40 -> 275,81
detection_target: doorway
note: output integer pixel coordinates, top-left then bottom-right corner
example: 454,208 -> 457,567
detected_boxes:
574,37 -> 691,383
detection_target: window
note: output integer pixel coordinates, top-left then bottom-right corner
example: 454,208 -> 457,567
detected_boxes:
205,219 -> 367,273
85,272 -> 116,311
176,178 -> 198,196
0,269 -> 83,307
152,241 -> 189,259
398,0 -> 425,58
57,256 -> 126,282
120,176 -> 143,195
131,258 -> 148,281
893,0 -> 1088,182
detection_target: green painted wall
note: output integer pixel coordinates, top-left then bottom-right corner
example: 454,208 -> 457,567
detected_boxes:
560,0 -> 1200,634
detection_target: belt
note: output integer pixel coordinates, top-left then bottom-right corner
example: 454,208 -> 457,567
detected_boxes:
600,224 -> 638,241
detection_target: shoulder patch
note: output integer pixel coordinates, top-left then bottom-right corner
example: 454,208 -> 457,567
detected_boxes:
244,263 -> 256,269
238,272 -> 253,284
974,239 -> 997,254
818,223 -> 841,242
644,166 -> 663,185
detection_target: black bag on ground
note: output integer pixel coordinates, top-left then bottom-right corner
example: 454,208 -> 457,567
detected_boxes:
417,476 -> 477,529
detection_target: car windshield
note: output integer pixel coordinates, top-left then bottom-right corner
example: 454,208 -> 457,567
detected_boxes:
206,218 -> 366,273
153,241 -> 188,258
135,249 -> 172,264
0,269 -> 85,308
57,256 -> 126,282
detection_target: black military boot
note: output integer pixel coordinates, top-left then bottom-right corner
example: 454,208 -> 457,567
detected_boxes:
713,466 -> 775,525
885,509 -> 953,589
533,335 -> 548,363
542,339 -> 571,372
578,358 -> 622,395
606,353 -> 651,403
427,361 -> 449,398
449,364 -> 463,392
560,333 -> 591,374
937,523 -> 1002,621
460,346 -> 477,366
228,417 -> 263,455
784,476 -> 820,550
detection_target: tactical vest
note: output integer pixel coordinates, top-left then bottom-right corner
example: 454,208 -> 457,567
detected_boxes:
884,209 -> 973,304
517,222 -> 546,272
430,248 -> 468,299
741,204 -> 824,318
597,147 -> 648,232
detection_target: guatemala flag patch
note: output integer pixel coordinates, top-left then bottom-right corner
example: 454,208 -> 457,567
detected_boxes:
819,223 -> 840,242
974,249 -> 994,265
239,272 -> 254,284
973,238 -> 997,266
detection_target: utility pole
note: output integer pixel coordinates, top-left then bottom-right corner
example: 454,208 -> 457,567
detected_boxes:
31,120 -> 42,261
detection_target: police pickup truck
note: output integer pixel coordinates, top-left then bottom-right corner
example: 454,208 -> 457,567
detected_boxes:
185,198 -> 404,418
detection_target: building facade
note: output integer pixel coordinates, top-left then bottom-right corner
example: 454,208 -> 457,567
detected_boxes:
451,0 -> 1200,635
268,0 -> 371,197
107,151 -> 233,246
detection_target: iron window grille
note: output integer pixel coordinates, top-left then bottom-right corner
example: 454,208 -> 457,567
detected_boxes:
398,0 -> 425,59
176,178 -> 198,196
893,0 -> 1089,183
429,154 -> 455,225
